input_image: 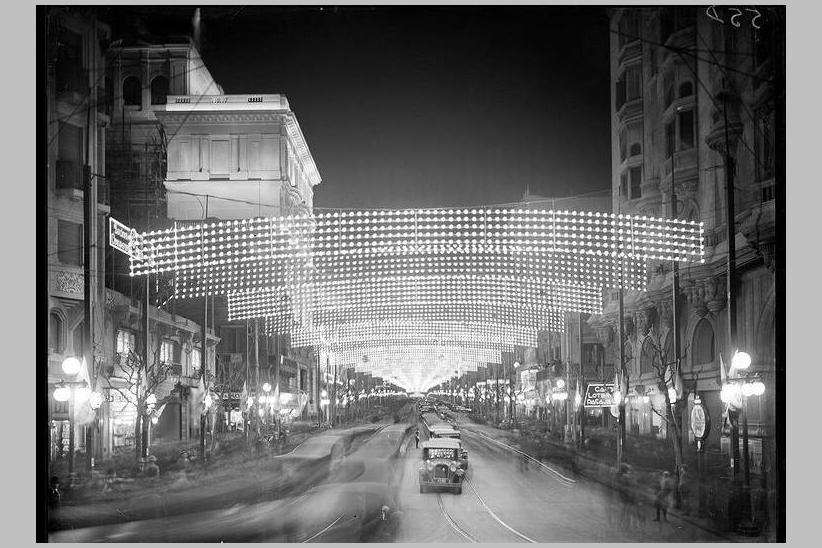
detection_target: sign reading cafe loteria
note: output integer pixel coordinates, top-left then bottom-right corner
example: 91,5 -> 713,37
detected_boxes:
584,383 -> 616,407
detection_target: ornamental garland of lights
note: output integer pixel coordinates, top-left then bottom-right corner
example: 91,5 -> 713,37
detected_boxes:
124,208 -> 703,392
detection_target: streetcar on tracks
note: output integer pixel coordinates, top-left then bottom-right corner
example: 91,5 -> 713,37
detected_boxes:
418,439 -> 466,494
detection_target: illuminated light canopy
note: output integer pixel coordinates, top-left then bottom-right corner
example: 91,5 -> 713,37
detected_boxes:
118,208 -> 703,392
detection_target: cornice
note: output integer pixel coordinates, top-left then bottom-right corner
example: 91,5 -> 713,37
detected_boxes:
156,111 -> 286,125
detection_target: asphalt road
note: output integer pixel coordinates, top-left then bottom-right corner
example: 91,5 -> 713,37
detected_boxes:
49,416 -> 729,542
390,418 -> 728,543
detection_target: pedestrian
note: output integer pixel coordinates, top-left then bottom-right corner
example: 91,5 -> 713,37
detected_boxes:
48,476 -> 62,507
415,429 -> 420,448
653,470 -> 675,521
678,464 -> 691,515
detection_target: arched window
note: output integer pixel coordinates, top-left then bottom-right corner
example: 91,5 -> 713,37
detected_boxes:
679,81 -> 693,98
49,312 -> 63,353
630,142 -> 642,156
692,319 -> 715,365
123,76 -> 141,107
150,75 -> 168,105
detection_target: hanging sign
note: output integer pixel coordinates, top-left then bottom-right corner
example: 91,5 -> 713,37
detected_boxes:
109,217 -> 143,259
584,383 -> 616,407
690,396 -> 710,441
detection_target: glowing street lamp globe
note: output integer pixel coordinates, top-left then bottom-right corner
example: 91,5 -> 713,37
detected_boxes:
53,386 -> 71,402
61,357 -> 81,376
732,351 -> 752,370
262,382 -> 272,393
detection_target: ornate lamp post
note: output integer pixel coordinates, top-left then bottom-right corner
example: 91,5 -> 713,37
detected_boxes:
721,350 -> 765,535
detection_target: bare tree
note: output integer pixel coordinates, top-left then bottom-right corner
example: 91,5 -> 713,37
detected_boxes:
641,327 -> 690,474
105,345 -> 173,463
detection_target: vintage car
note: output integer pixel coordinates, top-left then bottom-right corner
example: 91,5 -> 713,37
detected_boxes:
418,439 -> 466,494
428,424 -> 461,440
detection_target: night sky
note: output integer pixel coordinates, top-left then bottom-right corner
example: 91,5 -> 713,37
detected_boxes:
103,5 -> 613,210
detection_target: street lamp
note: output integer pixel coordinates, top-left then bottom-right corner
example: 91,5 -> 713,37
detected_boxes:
721,350 -> 766,535
55,356 -> 88,478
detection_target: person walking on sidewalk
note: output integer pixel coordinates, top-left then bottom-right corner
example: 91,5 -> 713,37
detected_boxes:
653,471 -> 675,521
677,464 -> 691,515
415,429 -> 420,448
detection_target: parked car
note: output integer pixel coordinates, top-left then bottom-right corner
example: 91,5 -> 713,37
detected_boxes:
418,439 -> 466,494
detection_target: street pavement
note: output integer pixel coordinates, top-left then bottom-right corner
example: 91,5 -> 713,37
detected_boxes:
392,416 -> 728,542
48,409 -> 735,543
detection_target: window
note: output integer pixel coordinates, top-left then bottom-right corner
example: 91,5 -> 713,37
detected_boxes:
678,81 -> 693,99
616,78 -> 626,110
160,340 -> 174,364
192,347 -> 202,372
619,127 -> 628,162
663,75 -> 675,109
755,109 -> 775,181
665,121 -> 675,158
116,329 -> 135,355
620,172 -> 629,199
692,319 -> 715,365
626,64 -> 642,102
630,143 -> 642,156
49,312 -> 63,352
629,166 -> 642,199
123,76 -> 141,107
150,76 -> 168,105
678,109 -> 695,150
57,220 -> 83,266
57,123 -> 83,190
665,110 -> 696,157
618,11 -> 640,48
54,28 -> 85,94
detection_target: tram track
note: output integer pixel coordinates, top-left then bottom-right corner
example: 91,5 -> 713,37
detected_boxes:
434,476 -> 537,543
436,493 -> 478,542
460,426 -> 576,488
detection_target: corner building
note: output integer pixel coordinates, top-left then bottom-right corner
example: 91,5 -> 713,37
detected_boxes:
599,6 -> 780,532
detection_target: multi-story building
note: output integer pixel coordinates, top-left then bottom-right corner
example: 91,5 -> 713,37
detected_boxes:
158,93 -> 320,219
45,9 -> 219,471
601,6 -> 780,533
45,7 -> 111,468
154,93 -> 324,420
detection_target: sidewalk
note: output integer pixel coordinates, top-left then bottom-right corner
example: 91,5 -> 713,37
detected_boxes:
458,417 -> 773,543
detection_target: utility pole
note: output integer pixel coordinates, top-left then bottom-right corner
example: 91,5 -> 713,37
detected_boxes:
82,117 -> 95,473
579,312 -> 585,448
672,166 -> 683,471
617,283 -> 626,468
245,319 -> 250,446
200,292 -> 208,463
721,92 -> 748,532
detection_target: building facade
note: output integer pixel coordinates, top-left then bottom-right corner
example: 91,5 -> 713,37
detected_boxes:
600,6 -> 780,532
158,94 -> 321,220
156,93 -> 324,421
45,9 -> 219,472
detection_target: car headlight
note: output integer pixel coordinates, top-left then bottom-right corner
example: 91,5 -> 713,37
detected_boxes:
450,463 -> 457,472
